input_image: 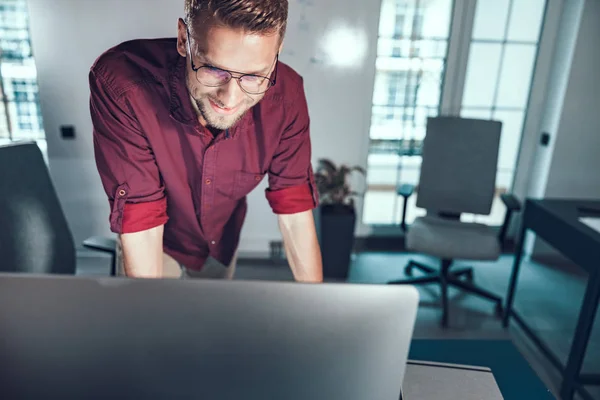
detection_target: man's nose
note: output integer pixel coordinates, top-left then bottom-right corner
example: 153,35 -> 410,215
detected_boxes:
217,79 -> 244,107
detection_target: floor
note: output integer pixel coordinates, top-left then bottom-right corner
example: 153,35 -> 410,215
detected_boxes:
77,252 -> 600,400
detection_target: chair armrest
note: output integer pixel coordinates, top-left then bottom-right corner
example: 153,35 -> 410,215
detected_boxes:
397,184 -> 415,231
397,184 -> 415,198
83,236 -> 117,255
83,236 -> 118,276
500,193 -> 521,212
498,193 -> 522,246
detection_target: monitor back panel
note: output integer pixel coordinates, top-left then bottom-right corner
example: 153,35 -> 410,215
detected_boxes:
0,275 -> 419,400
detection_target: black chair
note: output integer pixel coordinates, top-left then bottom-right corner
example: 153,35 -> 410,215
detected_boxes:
0,142 -> 116,275
389,117 -> 521,327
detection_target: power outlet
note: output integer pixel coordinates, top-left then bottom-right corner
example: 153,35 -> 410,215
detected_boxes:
61,125 -> 76,139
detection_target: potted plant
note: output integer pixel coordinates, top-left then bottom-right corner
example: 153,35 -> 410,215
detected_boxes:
313,159 -> 366,281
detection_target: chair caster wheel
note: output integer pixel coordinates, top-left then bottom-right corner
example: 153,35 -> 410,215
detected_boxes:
404,265 -> 413,276
494,303 -> 503,318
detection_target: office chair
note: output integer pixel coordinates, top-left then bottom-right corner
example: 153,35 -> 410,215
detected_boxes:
389,117 -> 521,327
0,142 -> 116,275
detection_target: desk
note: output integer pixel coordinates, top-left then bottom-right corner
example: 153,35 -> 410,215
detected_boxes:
408,339 -> 554,399
403,360 -> 503,399
503,199 -> 600,400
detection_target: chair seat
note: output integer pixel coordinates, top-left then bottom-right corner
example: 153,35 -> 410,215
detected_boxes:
406,216 -> 500,261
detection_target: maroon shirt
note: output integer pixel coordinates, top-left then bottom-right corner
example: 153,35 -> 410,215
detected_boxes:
89,38 -> 318,270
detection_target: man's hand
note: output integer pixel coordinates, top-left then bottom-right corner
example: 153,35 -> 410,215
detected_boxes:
277,210 -> 323,282
120,225 -> 165,278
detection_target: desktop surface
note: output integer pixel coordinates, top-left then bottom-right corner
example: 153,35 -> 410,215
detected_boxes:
533,198 -> 600,244
408,340 -> 555,399
0,274 -> 418,399
403,360 -> 504,400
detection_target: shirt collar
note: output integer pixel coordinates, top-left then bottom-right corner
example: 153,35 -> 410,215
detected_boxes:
168,55 -> 197,126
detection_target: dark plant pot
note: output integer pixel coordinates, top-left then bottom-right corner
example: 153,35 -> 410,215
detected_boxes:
318,203 -> 356,281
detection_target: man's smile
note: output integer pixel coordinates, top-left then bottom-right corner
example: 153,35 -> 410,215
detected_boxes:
208,98 -> 238,115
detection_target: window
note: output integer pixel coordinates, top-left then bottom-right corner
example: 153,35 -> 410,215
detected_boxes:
363,0 -> 547,227
12,78 -> 42,132
460,0 -> 546,224
0,0 -> 45,146
364,0 -> 453,225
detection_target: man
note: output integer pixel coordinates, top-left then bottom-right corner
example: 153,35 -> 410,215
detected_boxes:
89,0 -> 323,282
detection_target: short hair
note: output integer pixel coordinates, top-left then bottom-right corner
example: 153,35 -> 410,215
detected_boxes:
184,0 -> 288,40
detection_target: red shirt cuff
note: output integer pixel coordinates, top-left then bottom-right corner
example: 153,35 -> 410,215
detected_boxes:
120,198 -> 168,233
266,184 -> 316,214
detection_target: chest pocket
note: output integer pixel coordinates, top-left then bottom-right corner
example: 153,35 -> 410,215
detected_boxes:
232,171 -> 266,200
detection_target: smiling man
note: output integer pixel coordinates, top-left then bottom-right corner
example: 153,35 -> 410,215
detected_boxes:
89,0 -> 323,281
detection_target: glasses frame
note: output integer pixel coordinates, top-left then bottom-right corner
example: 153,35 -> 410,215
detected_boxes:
185,27 -> 278,95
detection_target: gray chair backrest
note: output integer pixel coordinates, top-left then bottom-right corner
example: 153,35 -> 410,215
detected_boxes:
416,116 -> 502,216
0,142 -> 76,274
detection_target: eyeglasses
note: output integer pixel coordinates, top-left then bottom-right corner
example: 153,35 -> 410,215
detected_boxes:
186,28 -> 278,95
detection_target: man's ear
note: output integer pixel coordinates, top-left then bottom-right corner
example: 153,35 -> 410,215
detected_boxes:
278,40 -> 284,56
176,18 -> 187,58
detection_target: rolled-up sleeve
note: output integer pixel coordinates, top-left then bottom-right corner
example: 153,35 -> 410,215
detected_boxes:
89,69 -> 168,233
265,80 -> 319,214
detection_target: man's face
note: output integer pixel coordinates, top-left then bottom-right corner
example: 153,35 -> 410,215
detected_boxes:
177,19 -> 281,130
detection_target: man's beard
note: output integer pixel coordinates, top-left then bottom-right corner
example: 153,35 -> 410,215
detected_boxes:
195,95 -> 255,130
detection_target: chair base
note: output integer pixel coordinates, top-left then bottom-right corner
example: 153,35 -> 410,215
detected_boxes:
389,259 -> 503,327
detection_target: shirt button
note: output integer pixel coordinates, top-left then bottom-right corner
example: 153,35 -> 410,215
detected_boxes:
211,241 -> 216,245
118,189 -> 126,196
205,179 -> 212,185
255,175 -> 261,181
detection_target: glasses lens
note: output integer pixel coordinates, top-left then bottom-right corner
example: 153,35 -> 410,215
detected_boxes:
239,75 -> 273,94
196,66 -> 231,86
196,67 -> 274,94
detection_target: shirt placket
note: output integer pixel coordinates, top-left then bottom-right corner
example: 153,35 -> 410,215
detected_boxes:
201,142 -> 218,247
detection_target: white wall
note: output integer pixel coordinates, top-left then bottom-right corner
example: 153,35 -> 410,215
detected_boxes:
27,0 -> 381,254
544,0 -> 600,199
27,0 -> 184,251
524,0 -> 585,202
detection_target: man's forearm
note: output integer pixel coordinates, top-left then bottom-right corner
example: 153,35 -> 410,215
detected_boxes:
278,210 -> 323,282
120,225 -> 165,278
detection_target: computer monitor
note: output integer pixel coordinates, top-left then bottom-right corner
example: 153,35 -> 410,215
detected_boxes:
0,274 -> 419,399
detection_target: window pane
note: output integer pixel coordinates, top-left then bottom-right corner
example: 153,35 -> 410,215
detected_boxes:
377,38 -> 448,59
420,0 -> 453,38
496,44 -> 536,108
378,0 -> 399,37
493,109 -> 525,171
0,102 -> 8,139
366,154 -> 400,186
0,0 -> 44,142
363,191 -> 397,225
364,153 -> 399,225
370,106 -> 432,141
460,108 -> 492,120
496,169 -> 514,193
472,0 -> 510,41
397,155 -> 421,185
416,69 -> 444,107
366,0 -> 453,226
507,0 -> 546,42
462,43 -> 502,107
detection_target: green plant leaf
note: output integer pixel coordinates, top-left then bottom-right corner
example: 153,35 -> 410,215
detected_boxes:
316,159 -> 337,176
351,166 -> 367,175
313,159 -> 367,205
